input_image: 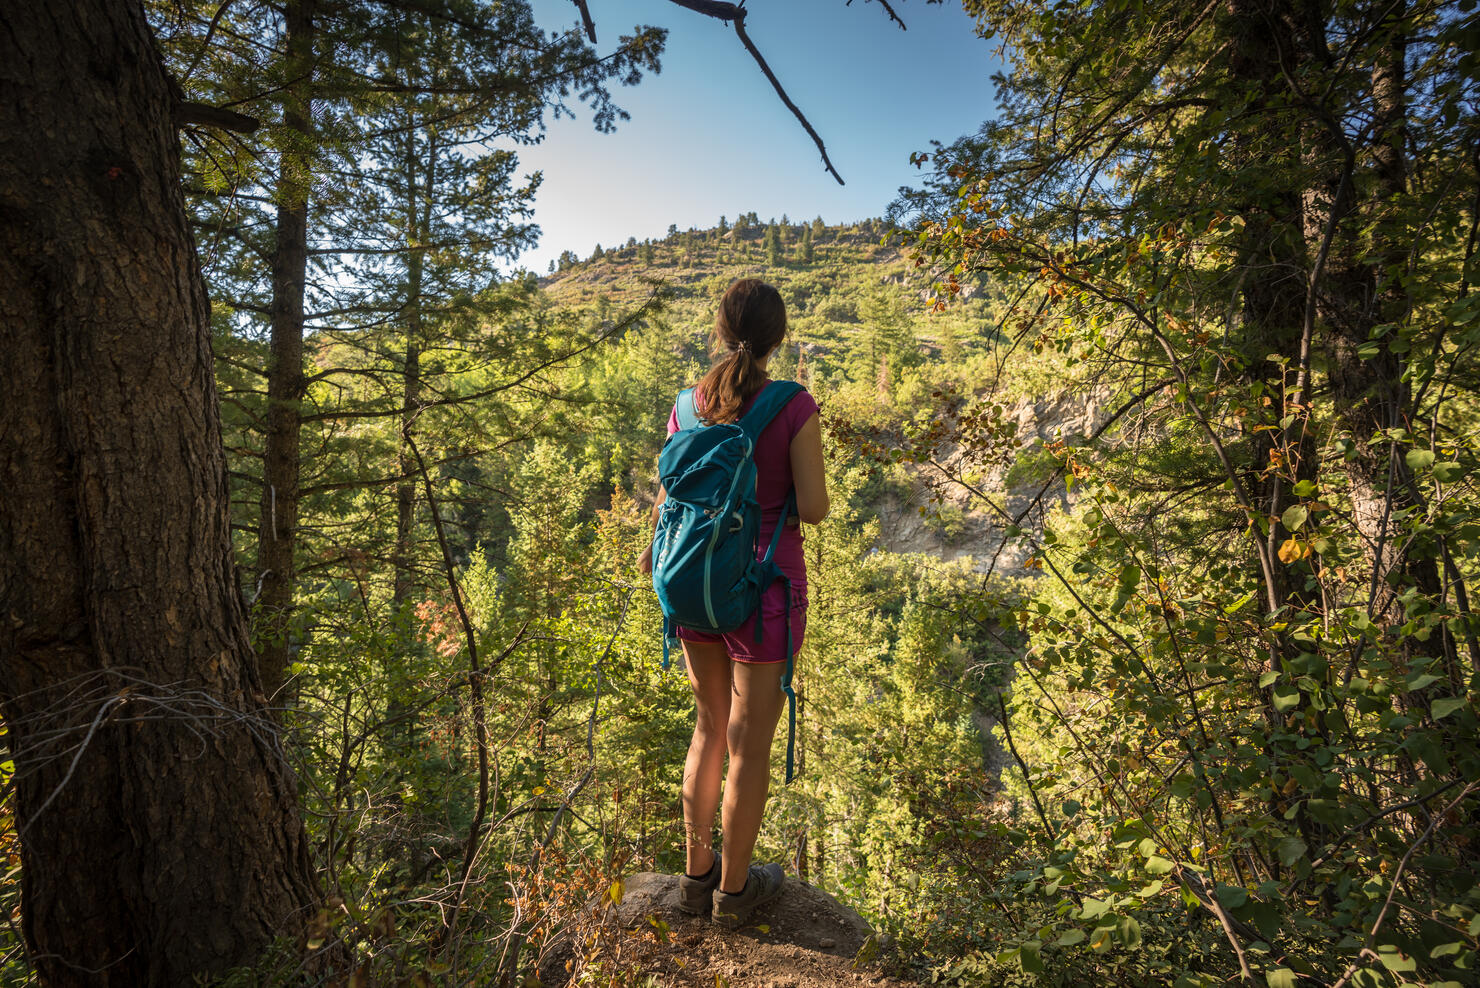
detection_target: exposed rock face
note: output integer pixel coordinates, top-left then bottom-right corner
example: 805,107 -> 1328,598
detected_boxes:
541,871 -> 915,987
874,389 -> 1109,573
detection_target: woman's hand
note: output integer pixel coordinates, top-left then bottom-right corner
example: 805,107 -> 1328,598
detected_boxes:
638,543 -> 654,575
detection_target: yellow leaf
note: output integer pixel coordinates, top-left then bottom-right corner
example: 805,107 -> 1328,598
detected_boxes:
1277,538 -> 1306,564
607,878 -> 624,905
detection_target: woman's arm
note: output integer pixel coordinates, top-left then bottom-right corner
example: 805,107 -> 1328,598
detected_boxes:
637,483 -> 667,574
789,412 -> 829,525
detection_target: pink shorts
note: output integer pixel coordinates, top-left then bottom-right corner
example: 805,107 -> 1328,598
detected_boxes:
677,580 -> 807,663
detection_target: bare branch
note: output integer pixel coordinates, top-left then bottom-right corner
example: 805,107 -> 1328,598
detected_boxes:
848,0 -> 907,31
572,0 -> 596,42
175,100 -> 260,133
731,13 -> 845,185
178,0 -> 239,84
659,0 -> 846,184
664,0 -> 744,18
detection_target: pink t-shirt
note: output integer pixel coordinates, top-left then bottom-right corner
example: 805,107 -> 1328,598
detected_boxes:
666,379 -> 820,586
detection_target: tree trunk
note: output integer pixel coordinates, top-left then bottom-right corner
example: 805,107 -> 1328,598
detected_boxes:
1224,0 -> 1318,615
256,0 -> 316,700
1322,3 -> 1453,666
393,331 -> 421,605
0,3 -> 319,984
393,121 -> 429,610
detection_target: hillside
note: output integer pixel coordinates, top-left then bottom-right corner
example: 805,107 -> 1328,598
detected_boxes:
539,218 -> 1095,579
539,218 -> 992,375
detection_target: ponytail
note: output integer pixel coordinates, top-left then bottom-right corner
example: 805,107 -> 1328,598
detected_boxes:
695,279 -> 787,424
697,347 -> 769,424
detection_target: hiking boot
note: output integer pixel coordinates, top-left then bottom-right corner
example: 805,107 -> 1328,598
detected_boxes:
678,851 -> 721,915
711,863 -> 785,929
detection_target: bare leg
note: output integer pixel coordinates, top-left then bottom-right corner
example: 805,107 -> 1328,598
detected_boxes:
720,659 -> 787,894
682,639 -> 732,875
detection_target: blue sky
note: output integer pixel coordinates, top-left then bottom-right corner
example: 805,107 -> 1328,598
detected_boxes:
512,0 -> 1002,272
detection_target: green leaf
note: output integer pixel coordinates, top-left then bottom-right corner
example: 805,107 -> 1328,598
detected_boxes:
1225,591 -> 1257,615
1267,968 -> 1298,988
1281,505 -> 1309,531
1146,856 -> 1176,875
1118,915 -> 1142,949
1276,836 -> 1308,867
1433,462 -> 1465,482
1378,947 -> 1416,973
1062,799 -> 1082,818
1407,672 -> 1442,691
1215,885 -> 1248,909
1080,898 -> 1112,920
1055,928 -> 1086,947
1432,697 -> 1469,721
1272,685 -> 1301,713
1259,670 -> 1280,688
1406,449 -> 1435,471
1292,480 -> 1318,496
1019,942 -> 1045,974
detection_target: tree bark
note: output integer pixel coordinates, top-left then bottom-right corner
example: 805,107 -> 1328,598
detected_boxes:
256,0 -> 316,700
0,3 -> 318,984
393,121 -> 429,610
1322,3 -> 1451,663
1224,0 -> 1318,614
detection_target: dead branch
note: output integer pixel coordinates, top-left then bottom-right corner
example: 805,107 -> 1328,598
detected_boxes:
663,0 -> 744,18
572,0 -> 596,41
655,1 -> 845,184
731,13 -> 845,185
175,100 -> 260,133
848,0 -> 907,31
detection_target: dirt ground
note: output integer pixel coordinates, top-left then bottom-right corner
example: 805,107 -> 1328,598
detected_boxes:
536,871 -> 919,987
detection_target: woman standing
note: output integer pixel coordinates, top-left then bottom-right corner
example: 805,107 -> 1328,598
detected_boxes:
639,278 -> 829,928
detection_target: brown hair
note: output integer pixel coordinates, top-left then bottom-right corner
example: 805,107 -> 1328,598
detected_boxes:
695,279 -> 788,424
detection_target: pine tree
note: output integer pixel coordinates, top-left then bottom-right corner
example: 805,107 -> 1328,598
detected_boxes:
765,222 -> 782,266
163,0 -> 663,697
2,5 -> 319,977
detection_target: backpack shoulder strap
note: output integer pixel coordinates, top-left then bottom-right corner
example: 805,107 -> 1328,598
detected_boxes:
737,381 -> 804,443
674,387 -> 701,431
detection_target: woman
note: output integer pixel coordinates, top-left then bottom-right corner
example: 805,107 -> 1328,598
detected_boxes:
638,278 -> 829,928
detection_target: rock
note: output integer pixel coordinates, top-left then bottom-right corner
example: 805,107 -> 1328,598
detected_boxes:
609,871 -> 684,926
607,872 -> 873,951
554,871 -> 911,988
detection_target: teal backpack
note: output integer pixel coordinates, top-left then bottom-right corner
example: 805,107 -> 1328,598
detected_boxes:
652,380 -> 804,782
